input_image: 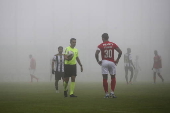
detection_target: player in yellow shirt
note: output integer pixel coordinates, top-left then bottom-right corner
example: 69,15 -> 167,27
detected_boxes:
64,38 -> 83,97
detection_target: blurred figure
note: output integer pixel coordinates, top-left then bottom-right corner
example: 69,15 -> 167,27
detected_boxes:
133,55 -> 141,82
64,38 -> 83,97
29,54 -> 38,82
52,46 -> 65,93
95,33 -> 122,98
124,48 -> 135,84
152,50 -> 164,83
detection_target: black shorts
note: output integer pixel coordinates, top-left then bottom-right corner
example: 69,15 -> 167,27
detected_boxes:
64,64 -> 77,77
55,71 -> 64,80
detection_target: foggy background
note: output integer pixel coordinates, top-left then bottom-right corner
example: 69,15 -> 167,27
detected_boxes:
0,0 -> 170,82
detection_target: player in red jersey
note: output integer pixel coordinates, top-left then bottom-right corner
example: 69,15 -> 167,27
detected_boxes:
29,55 -> 39,82
95,33 -> 122,98
152,50 -> 164,83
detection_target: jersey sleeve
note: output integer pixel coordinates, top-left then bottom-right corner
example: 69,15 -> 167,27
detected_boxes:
97,44 -> 102,51
53,55 -> 56,61
113,43 -> 119,49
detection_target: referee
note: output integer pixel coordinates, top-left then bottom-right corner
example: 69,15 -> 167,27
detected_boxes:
64,38 -> 83,97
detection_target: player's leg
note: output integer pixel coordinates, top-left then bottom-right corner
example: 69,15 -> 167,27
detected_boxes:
55,80 -> 59,93
69,65 -> 77,97
153,72 -> 156,84
64,77 -> 69,90
157,73 -> 164,82
61,73 -> 65,86
101,60 -> 109,98
64,65 -> 69,97
108,61 -> 117,98
103,74 -> 109,98
31,70 -> 38,82
129,67 -> 133,84
125,67 -> 128,84
70,76 -> 77,97
55,72 -> 61,93
110,75 -> 117,98
30,75 -> 33,82
30,69 -> 33,82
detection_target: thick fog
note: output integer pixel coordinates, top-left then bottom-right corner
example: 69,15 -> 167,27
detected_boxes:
0,0 -> 170,82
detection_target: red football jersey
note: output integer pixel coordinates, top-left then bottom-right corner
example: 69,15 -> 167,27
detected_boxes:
30,58 -> 36,69
97,41 -> 118,62
153,55 -> 162,69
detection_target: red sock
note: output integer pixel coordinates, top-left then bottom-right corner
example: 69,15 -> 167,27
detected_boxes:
153,75 -> 156,83
103,79 -> 108,93
158,74 -> 163,80
111,78 -> 116,91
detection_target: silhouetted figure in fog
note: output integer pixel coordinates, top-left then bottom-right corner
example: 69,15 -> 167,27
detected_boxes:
95,33 -> 122,98
63,38 -> 83,97
124,48 -> 135,84
133,55 -> 141,82
29,55 -> 38,82
152,50 -> 164,83
52,46 -> 65,93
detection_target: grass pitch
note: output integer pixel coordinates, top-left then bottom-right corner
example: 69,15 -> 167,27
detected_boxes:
0,82 -> 170,113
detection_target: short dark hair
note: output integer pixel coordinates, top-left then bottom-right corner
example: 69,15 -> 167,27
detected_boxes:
70,38 -> 76,43
58,46 -> 63,49
154,50 -> 158,54
102,33 -> 109,40
127,48 -> 131,51
29,54 -> 32,58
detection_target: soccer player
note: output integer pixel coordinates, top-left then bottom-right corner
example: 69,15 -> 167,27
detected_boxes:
152,50 -> 164,83
133,55 -> 141,82
95,33 -> 122,98
52,46 -> 65,93
63,38 -> 83,97
124,48 -> 135,84
29,54 -> 38,82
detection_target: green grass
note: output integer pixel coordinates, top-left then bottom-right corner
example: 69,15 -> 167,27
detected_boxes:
0,82 -> 170,113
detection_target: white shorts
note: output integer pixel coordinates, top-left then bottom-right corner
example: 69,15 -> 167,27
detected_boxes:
30,69 -> 35,75
153,68 -> 161,74
101,60 -> 116,75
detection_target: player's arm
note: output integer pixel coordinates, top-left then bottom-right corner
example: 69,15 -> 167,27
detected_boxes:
52,60 -> 55,74
64,54 -> 68,60
52,59 -> 54,70
52,56 -> 56,74
95,49 -> 101,65
115,47 -> 122,65
76,57 -> 83,72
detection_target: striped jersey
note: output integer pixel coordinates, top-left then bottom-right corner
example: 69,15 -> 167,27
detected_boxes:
53,54 -> 64,72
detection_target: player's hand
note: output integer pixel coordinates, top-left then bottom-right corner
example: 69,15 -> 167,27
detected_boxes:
67,56 -> 72,61
80,66 -> 83,72
52,69 -> 55,74
98,61 -> 102,65
115,59 -> 119,65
